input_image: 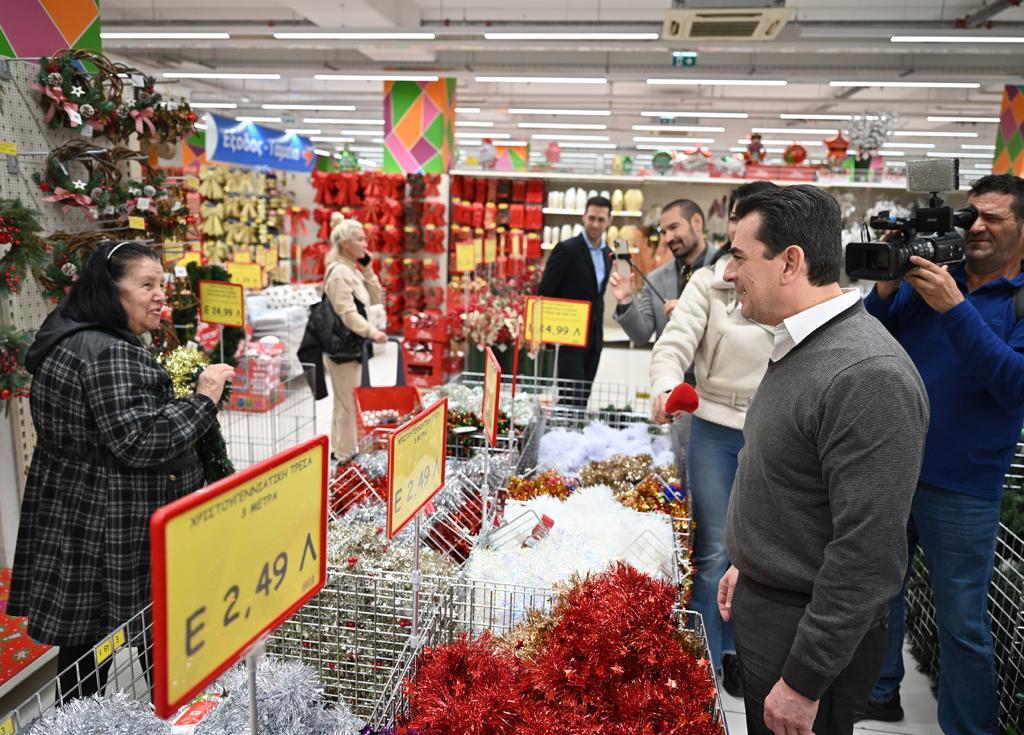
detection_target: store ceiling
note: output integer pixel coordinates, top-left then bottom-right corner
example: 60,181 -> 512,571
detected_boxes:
98,0 -> 1024,170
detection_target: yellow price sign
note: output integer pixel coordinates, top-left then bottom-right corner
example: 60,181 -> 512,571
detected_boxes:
387,399 -> 448,539
484,236 -> 497,264
0,716 -> 15,735
523,296 -> 592,348
198,280 -> 245,328
93,626 -> 127,665
260,247 -> 279,271
482,347 -> 501,448
227,262 -> 264,290
150,436 -> 328,719
455,241 -> 476,273
233,249 -> 253,264
178,251 -> 202,269
163,243 -> 185,264
0,141 -> 17,157
473,238 -> 483,264
128,215 -> 147,231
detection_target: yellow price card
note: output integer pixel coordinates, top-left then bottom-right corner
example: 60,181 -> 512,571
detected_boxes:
150,436 -> 328,719
0,716 -> 15,735
523,296 -> 592,348
0,142 -> 17,156
259,247 -> 279,271
177,251 -> 202,268
482,347 -> 501,448
227,262 -> 264,290
484,236 -> 497,264
455,241 -> 476,273
198,280 -> 245,328
128,215 -> 147,231
473,238 -> 483,264
233,249 -> 253,264
387,399 -> 448,539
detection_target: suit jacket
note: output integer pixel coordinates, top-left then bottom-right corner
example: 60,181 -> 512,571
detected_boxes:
537,234 -> 613,340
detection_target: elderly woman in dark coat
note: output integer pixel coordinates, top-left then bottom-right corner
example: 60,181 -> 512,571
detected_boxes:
7,241 -> 233,700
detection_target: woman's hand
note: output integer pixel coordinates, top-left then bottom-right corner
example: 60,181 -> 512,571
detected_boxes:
370,329 -> 388,344
196,363 -> 234,404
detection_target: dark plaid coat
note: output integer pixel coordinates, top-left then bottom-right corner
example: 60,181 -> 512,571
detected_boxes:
8,313 -> 217,645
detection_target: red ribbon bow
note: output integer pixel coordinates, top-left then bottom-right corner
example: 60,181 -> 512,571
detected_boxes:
33,83 -> 80,126
44,187 -> 93,213
130,106 -> 156,136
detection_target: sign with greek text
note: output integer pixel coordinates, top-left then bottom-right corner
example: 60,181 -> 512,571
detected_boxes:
227,262 -> 264,290
205,113 -> 315,172
150,435 -> 328,718
198,280 -> 245,328
482,348 -> 501,448
523,296 -> 591,348
386,399 -> 447,538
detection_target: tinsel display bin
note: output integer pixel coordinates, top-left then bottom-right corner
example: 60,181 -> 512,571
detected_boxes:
353,385 -> 421,443
364,572 -> 729,734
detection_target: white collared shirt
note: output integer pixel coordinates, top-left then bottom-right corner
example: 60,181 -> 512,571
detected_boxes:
770,289 -> 862,362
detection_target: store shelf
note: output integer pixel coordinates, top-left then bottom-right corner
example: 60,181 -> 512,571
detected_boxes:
542,207 -> 644,217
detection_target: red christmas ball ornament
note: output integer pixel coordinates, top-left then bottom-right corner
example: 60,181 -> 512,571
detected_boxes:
47,63 -> 58,73
187,112 -> 198,122
38,182 -> 50,193
0,232 -> 10,245
1,389 -> 10,400
784,143 -> 808,165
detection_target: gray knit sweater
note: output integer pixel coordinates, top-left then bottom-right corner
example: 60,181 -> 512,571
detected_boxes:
725,302 -> 929,700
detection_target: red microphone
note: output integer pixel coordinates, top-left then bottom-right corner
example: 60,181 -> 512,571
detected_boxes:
666,383 -> 699,416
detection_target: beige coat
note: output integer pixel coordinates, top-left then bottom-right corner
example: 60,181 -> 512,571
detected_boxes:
650,254 -> 775,430
324,255 -> 383,338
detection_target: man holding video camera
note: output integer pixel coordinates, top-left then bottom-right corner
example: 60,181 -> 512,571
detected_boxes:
862,174 -> 1024,735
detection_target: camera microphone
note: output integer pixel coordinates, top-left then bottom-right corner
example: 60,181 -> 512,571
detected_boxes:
666,383 -> 699,416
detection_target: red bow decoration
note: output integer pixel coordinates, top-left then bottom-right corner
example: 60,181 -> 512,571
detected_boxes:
130,106 -> 156,136
33,83 -> 79,126
422,202 -> 446,227
382,226 -> 403,254
44,187 -> 92,213
313,208 -> 334,240
424,228 -> 446,253
379,199 -> 402,228
424,173 -> 442,198
361,198 -> 382,225
289,207 -> 310,237
312,172 -> 332,206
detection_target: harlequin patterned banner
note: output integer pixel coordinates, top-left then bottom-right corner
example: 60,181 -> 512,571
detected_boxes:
994,85 -> 1024,176
383,78 -> 455,174
0,0 -> 101,58
494,145 -> 529,172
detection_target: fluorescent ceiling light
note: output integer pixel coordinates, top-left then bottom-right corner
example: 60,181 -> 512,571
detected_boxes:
641,111 -> 748,119
190,101 -> 237,109
163,72 -> 281,80
752,127 -> 837,135
456,131 -> 510,139
314,73 -> 439,82
508,108 -> 611,116
891,35 -> 1024,43
962,144 -> 996,150
484,32 -> 658,40
310,136 -> 355,143
883,142 -> 935,148
339,129 -> 384,136
286,128 -> 321,135
974,163 -> 994,169
634,144 -> 697,151
632,124 -> 725,133
263,103 -> 356,111
878,151 -> 905,156
647,78 -> 786,86
477,75 -> 606,84
349,145 -> 382,153
830,80 -> 980,89
927,151 -> 993,159
634,136 -> 716,144
303,118 -> 384,125
928,115 -> 999,123
553,142 -> 616,149
456,121 -> 495,128
236,116 -> 282,123
518,122 -> 608,130
531,134 -> 610,141
275,32 -> 435,40
102,32 -> 230,39
459,140 -> 529,147
780,113 -> 853,121
455,106 -> 480,113
894,131 -> 979,138
313,148 -> 332,156
729,146 -> 748,152
738,138 -> 826,146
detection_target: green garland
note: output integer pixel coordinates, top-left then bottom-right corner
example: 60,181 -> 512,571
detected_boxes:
171,263 -> 244,367
0,199 -> 48,295
159,347 -> 235,483
0,326 -> 32,417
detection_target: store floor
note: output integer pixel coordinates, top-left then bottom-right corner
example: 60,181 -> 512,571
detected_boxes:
327,342 -> 942,734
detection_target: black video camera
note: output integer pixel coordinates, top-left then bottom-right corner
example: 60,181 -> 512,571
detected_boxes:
845,159 -> 978,281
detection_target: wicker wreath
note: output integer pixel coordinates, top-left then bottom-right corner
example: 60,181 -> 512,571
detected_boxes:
33,230 -> 110,303
34,49 -> 123,133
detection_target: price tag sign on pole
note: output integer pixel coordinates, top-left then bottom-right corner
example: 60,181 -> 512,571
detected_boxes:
227,262 -> 264,290
523,296 -> 591,348
483,236 -> 497,265
386,398 -> 448,539
482,347 -> 501,448
455,241 -> 476,273
198,280 -> 245,328
150,436 -> 328,719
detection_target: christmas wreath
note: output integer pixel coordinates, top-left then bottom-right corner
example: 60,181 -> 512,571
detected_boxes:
0,199 -> 48,295
33,49 -> 121,133
32,139 -> 125,216
34,230 -> 108,303
0,326 -> 32,416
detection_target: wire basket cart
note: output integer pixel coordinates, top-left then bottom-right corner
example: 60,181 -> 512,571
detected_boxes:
365,577 -> 729,734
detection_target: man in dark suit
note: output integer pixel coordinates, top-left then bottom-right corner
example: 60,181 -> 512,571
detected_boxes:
537,195 -> 613,407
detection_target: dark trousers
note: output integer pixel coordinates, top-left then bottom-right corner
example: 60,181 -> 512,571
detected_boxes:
732,576 -> 888,735
555,330 -> 602,408
56,642 -> 152,705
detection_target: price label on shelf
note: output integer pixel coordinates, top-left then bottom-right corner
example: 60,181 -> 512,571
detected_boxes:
523,296 -> 591,348
455,241 -> 476,273
386,399 -> 447,538
198,280 -> 245,328
177,251 -> 201,269
94,627 -> 127,665
484,236 -> 497,265
473,238 -> 483,264
227,262 -> 264,290
0,141 -> 17,156
0,716 -> 14,735
233,249 -> 253,264
128,215 -> 147,231
150,436 -> 328,719
260,247 -> 279,271
482,348 -> 501,448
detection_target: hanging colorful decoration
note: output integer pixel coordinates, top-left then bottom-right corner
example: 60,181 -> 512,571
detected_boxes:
0,326 -> 32,416
32,139 -> 125,216
544,141 -> 561,164
744,132 -> 766,164
823,131 -> 850,171
0,199 -> 47,295
651,149 -> 673,174
847,111 -> 900,156
34,231 -> 108,304
783,143 -> 808,165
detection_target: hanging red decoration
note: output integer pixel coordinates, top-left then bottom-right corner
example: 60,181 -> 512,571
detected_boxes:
784,143 -> 808,165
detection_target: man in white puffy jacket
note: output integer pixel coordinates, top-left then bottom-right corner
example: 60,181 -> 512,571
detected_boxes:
649,181 -> 777,696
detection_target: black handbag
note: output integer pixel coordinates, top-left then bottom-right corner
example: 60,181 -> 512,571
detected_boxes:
298,265 -> 369,399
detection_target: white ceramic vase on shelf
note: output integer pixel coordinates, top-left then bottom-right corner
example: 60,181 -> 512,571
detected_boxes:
560,224 -> 574,241
611,189 -> 624,211
573,223 -> 584,237
547,190 -> 559,208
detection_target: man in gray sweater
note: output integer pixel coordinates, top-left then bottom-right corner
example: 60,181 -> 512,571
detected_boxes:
716,185 -> 929,735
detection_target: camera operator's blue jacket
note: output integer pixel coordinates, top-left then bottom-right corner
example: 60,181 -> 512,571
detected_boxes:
864,261 -> 1024,500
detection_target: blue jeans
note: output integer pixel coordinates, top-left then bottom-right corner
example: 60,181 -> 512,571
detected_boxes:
871,484 -> 1000,735
686,415 -> 744,671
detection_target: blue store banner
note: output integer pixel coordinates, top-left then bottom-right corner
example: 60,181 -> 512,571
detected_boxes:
205,114 -> 315,172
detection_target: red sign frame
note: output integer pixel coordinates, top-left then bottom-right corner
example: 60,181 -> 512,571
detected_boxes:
386,398 -> 448,539
483,347 -> 502,448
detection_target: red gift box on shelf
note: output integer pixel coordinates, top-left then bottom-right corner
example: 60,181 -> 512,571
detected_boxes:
353,385 -> 421,440
403,312 -> 451,342
405,366 -> 446,388
402,342 -> 447,368
526,178 -> 545,203
512,179 -> 527,201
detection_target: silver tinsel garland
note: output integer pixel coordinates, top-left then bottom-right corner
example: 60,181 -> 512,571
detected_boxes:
24,692 -> 165,735
421,382 -> 536,426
